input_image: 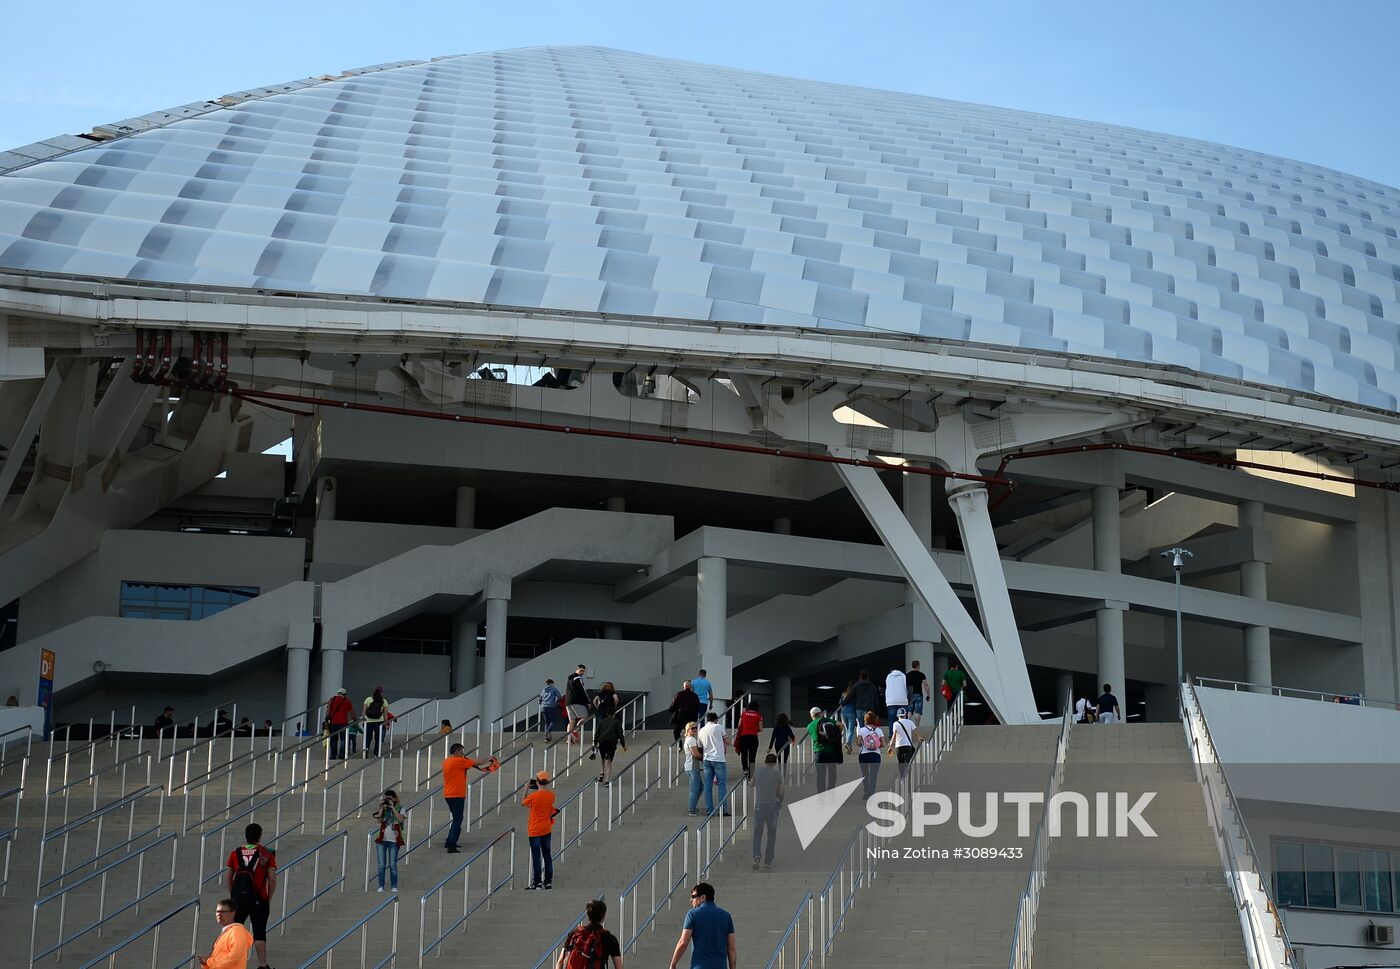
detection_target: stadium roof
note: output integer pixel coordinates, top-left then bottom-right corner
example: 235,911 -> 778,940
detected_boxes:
1,46 -> 1398,413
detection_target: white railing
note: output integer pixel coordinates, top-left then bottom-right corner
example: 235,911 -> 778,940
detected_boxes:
487,696 -> 540,755
715,694 -> 748,731
192,777 -> 315,888
606,741 -> 666,829
36,783 -> 163,891
615,692 -> 649,737
1,783 -> 18,896
272,830 -> 350,936
29,831 -> 178,967
552,778 -> 601,861
815,825 -> 876,963
321,747 -> 408,833
75,896 -> 200,969
903,690 -> 965,792
295,893 -> 399,969
766,891 -> 816,969
1183,682 -> 1298,969
1007,689 -> 1073,969
51,706 -> 137,791
1,722 -> 33,790
42,747 -> 152,832
1193,675 -> 1398,711
617,823 -> 688,954
467,744 -> 534,828
410,719 -> 481,791
416,826 -> 515,966
694,779 -> 750,879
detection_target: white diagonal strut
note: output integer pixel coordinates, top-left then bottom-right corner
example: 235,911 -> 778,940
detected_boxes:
836,463 -> 1040,724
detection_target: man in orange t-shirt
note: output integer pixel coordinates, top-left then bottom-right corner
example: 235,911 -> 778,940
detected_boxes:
442,743 -> 494,853
522,770 -> 557,889
198,898 -> 253,969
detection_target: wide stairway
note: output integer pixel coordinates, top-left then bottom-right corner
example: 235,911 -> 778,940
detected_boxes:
825,724 -> 1060,969
1031,723 -> 1247,969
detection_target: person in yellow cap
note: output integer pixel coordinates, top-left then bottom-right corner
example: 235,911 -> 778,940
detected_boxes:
522,770 -> 557,890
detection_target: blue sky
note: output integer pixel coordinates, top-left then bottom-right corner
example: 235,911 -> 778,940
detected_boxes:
3,0 -> 1397,188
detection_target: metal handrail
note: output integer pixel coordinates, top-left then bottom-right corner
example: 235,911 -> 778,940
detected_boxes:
294,892 -> 399,969
816,825 -> 874,959
467,744 -> 534,827
614,691 -> 648,737
1183,682 -> 1298,969
606,740 -> 663,827
1193,675 -> 1396,710
715,693 -> 749,731
488,695 -> 541,754
617,824 -> 688,954
1,722 -> 34,766
193,781 -> 279,887
1007,688 -> 1073,969
1,784 -> 19,897
695,779 -> 749,879
417,826 -> 516,966
38,783 -> 163,891
410,720 -> 483,791
52,705 -> 136,784
271,830 -> 350,936
528,894 -> 605,969
766,892 -> 815,969
326,775 -> 405,835
552,776 -> 601,861
321,744 -> 407,832
29,832 -> 178,966
74,896 -> 200,969
42,747 -> 152,834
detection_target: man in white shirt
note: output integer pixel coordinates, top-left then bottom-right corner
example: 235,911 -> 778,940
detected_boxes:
887,708 -> 921,785
884,667 -> 909,715
697,712 -> 730,817
1074,696 -> 1091,723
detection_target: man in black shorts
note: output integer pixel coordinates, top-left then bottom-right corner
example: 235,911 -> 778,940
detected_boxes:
226,822 -> 277,969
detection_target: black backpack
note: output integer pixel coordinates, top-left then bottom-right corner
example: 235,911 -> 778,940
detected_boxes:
818,717 -> 842,748
230,846 -> 265,903
566,923 -> 608,969
366,696 -> 385,719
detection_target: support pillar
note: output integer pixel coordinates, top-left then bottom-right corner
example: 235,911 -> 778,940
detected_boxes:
903,470 -> 937,707
455,486 -> 476,528
1092,485 -> 1126,694
285,621 -> 314,721
1239,501 -> 1273,689
451,613 -> 480,694
483,575 -> 511,727
318,621 -> 348,707
696,556 -> 733,702
773,676 -> 792,720
316,476 -> 337,521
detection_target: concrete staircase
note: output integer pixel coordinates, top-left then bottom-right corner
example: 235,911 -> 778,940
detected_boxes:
825,724 -> 1061,969
1031,723 -> 1247,969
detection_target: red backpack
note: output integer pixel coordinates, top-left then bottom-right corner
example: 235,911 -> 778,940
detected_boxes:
565,923 -> 608,969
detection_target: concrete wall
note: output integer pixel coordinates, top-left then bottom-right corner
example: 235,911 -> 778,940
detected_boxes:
309,520 -> 485,580
18,529 -> 306,641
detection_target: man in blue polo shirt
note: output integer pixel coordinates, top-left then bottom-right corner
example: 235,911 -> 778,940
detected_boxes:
691,669 -> 713,713
668,881 -> 735,969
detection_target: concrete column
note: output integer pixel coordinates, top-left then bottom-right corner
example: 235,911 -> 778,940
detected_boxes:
933,653 -> 951,718
455,486 -> 476,528
482,575 -> 511,727
1357,489 -> 1400,707
773,676 -> 792,720
1239,500 -> 1273,688
1055,671 -> 1074,715
606,497 -> 626,513
316,476 -> 337,521
1092,485 -> 1126,693
903,468 -> 934,548
697,555 -> 728,666
772,518 -> 792,535
285,621 -> 314,720
451,613 -> 480,694
318,621 -> 348,707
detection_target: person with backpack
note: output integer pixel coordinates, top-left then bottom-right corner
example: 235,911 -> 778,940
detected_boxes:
556,898 -> 623,969
767,713 -> 795,768
807,706 -> 844,793
327,688 -> 354,760
856,711 -> 885,799
735,702 -> 762,782
591,680 -> 621,719
225,822 -> 276,969
372,788 -> 405,892
540,679 -> 563,742
363,687 -> 390,757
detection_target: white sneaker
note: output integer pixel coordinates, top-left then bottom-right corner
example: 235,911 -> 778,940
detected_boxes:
377,886 -> 385,893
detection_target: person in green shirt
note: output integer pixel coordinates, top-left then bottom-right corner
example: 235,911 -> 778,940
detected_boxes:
807,706 -> 843,792
942,660 -> 967,703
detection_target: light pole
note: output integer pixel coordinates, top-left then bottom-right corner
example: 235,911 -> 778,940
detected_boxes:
1160,546 -> 1193,692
